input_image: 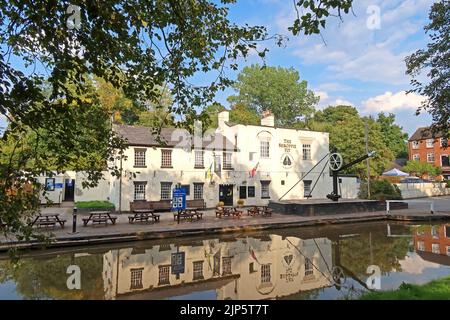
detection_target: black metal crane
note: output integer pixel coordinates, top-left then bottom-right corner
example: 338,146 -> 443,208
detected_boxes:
327,151 -> 376,201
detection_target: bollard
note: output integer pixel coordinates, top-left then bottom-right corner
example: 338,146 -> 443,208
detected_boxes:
72,207 -> 77,233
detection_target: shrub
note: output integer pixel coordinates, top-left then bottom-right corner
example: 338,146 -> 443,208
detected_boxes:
445,180 -> 450,188
237,199 -> 245,206
217,201 -> 225,207
358,179 -> 402,200
75,201 -> 115,209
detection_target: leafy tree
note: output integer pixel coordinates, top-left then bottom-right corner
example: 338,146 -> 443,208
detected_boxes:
228,65 -> 318,126
376,113 -> 408,158
229,103 -> 260,126
402,160 -> 442,177
309,105 -> 394,177
358,179 -> 402,200
405,0 -> 450,139
0,0 -> 355,240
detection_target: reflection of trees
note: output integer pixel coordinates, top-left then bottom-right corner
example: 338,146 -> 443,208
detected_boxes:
337,232 -> 409,277
0,255 -> 104,299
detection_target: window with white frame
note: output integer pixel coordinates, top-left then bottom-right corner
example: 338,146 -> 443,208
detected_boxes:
303,180 -> 312,197
134,148 -> 146,167
426,139 -> 434,148
432,243 -> 440,254
427,153 -> 435,163
161,149 -> 172,168
441,155 -> 449,167
441,138 -> 448,147
431,226 -> 439,238
447,246 -> 450,256
261,181 -> 270,199
194,150 -> 204,168
223,152 -> 232,169
249,152 -> 256,161
158,265 -> 170,285
260,140 -> 270,159
412,141 -> 420,149
222,257 -> 232,275
417,241 -> 425,251
261,264 -> 271,283
302,144 -> 312,160
193,261 -> 204,280
305,258 -> 314,276
193,183 -> 204,200
160,182 -> 172,200
413,154 -> 420,161
133,182 -> 146,200
130,268 -> 143,290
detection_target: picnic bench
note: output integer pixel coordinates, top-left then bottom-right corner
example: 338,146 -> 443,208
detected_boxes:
173,199 -> 205,221
30,213 -> 66,229
247,206 -> 273,217
82,211 -> 117,226
129,201 -> 160,224
216,206 -> 243,219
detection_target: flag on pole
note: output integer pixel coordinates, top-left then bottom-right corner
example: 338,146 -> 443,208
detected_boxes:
249,162 -> 259,178
249,247 -> 261,265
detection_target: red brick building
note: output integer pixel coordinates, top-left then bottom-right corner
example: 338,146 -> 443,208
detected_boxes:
408,127 -> 449,180
413,224 -> 450,257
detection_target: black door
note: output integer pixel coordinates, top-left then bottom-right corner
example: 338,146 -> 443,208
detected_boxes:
219,185 -> 233,206
64,179 -> 75,201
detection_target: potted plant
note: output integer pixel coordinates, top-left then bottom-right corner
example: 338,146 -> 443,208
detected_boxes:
237,199 -> 245,207
217,201 -> 225,208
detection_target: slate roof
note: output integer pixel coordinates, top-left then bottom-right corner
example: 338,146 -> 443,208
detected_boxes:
409,127 -> 447,141
114,124 -> 237,151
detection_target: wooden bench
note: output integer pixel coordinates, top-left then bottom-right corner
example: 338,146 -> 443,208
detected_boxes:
82,211 -> 117,226
129,201 -> 160,223
172,199 -> 206,221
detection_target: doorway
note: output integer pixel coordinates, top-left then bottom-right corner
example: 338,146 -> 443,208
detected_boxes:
219,184 -> 233,206
64,179 -> 75,201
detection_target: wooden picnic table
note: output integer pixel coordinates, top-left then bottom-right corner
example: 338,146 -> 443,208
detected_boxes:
30,213 -> 66,228
217,206 -> 242,219
247,206 -> 273,217
83,211 -> 117,226
129,209 -> 160,224
173,207 -> 203,222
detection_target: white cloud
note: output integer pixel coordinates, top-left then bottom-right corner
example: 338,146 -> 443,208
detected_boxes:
315,90 -> 353,109
271,0 -> 431,85
362,90 -> 426,112
399,252 -> 441,275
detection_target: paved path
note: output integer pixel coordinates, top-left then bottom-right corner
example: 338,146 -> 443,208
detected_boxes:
1,196 -> 449,250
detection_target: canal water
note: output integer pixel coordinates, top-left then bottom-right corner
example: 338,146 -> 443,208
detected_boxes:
0,221 -> 449,300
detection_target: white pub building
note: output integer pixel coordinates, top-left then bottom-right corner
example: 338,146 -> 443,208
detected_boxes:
40,111 -> 358,210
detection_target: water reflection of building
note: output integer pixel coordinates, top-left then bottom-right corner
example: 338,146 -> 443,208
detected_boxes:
413,224 -> 450,264
102,235 -> 332,300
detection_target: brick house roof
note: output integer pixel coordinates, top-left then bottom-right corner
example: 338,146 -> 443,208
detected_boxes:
408,127 -> 446,141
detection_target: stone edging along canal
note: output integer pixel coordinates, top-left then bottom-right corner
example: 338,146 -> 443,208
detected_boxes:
1,212 -> 449,252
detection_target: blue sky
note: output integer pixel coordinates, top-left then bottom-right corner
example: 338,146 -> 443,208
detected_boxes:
215,0 -> 436,135
0,0 -> 436,136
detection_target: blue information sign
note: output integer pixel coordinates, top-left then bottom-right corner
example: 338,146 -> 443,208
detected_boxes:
55,183 -> 64,189
171,252 -> 185,274
172,188 -> 186,211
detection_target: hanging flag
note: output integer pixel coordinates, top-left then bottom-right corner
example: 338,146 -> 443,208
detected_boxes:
249,162 -> 259,178
249,247 -> 261,265
205,163 -> 213,180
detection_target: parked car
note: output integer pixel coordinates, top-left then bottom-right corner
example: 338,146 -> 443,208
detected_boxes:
399,177 -> 427,183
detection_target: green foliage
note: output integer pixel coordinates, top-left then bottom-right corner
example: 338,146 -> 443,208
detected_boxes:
358,179 -> 402,200
402,160 -> 442,177
405,1 -> 450,139
229,104 -> 260,126
228,64 -> 318,126
376,113 -> 408,158
75,201 -> 115,209
309,106 -> 394,177
360,276 -> 450,300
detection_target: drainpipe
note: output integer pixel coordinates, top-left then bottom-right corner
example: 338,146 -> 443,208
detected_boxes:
119,157 -> 123,213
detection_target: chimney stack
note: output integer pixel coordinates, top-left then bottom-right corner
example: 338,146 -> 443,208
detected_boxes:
261,110 -> 274,127
218,110 -> 229,128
